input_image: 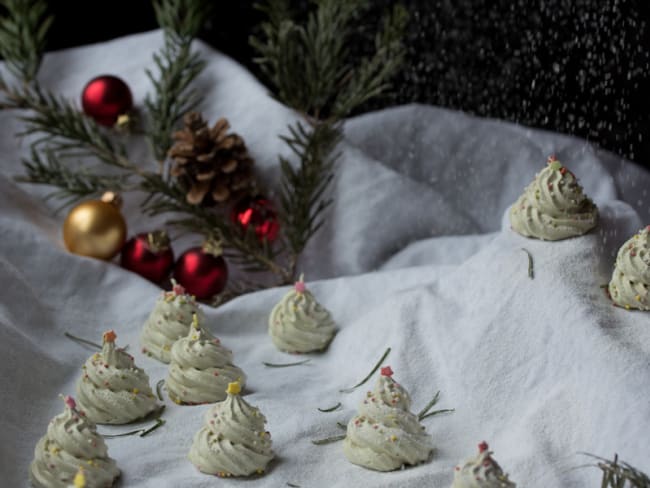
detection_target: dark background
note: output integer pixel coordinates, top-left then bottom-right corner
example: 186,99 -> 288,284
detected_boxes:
44,0 -> 650,168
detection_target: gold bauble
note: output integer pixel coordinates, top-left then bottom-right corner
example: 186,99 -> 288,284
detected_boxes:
62,192 -> 127,260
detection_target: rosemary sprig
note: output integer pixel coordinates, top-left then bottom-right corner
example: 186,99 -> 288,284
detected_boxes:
156,379 -> 165,401
140,418 -> 166,437
336,422 -> 347,430
339,347 -> 391,393
417,391 -> 454,420
579,453 -> 650,488
311,433 -> 346,445
64,332 -> 101,350
263,358 -> 311,368
102,427 -> 146,439
521,248 -> 534,279
0,0 -> 53,84
317,402 -> 342,413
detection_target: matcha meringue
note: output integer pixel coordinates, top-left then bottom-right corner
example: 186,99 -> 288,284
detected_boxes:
188,381 -> 274,477
509,156 -> 598,240
76,330 -> 158,425
451,442 -> 516,487
30,395 -> 120,488
140,281 -> 209,363
343,366 -> 433,471
268,276 -> 336,353
608,226 -> 650,311
166,315 -> 247,404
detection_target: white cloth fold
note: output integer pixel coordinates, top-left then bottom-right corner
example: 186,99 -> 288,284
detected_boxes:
1,30 -> 649,487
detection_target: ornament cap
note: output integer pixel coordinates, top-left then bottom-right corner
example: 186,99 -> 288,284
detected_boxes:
100,191 -> 123,208
380,366 -> 394,377
146,230 -> 171,253
202,237 -> 223,257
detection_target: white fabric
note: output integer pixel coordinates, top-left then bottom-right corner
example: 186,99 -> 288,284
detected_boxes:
1,30 -> 649,487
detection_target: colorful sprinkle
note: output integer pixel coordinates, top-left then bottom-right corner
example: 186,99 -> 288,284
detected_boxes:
380,366 -> 394,377
102,330 -> 117,343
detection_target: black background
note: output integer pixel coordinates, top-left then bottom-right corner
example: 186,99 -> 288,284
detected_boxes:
43,0 -> 650,169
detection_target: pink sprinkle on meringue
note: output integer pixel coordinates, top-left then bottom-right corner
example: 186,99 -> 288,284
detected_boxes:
173,283 -> 186,295
478,441 -> 489,453
380,366 -> 394,377
294,280 -> 306,293
64,396 -> 76,410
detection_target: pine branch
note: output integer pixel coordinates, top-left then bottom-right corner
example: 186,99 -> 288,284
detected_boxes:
139,172 -> 290,281
279,120 -> 341,257
0,0 -> 53,84
0,78 -> 132,169
145,0 -> 211,164
16,149 -> 132,208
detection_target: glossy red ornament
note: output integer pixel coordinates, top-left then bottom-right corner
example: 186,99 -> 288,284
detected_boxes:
231,196 -> 280,242
81,75 -> 133,126
120,231 -> 174,283
173,242 -> 228,299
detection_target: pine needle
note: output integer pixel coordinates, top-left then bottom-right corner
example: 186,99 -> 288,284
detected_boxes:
64,332 -> 101,350
311,433 -> 346,445
318,402 -> 342,412
339,347 -> 391,393
521,248 -> 534,279
156,379 -> 165,401
263,358 -> 311,368
416,391 -> 440,419
579,453 -> 650,488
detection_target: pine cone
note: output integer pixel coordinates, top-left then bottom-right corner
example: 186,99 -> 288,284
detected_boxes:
169,112 -> 256,206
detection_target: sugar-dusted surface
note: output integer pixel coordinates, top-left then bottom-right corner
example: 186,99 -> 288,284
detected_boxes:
1,31 -> 649,487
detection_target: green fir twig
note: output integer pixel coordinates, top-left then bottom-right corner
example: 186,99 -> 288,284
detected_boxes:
521,248 -> 534,279
156,379 -> 165,401
311,433 -> 346,445
140,417 -> 166,437
579,453 -> 650,488
0,0 -> 53,84
263,358 -> 311,368
64,332 -> 101,350
417,391 -> 454,420
318,402 -> 342,413
339,347 -> 391,393
145,0 -> 211,165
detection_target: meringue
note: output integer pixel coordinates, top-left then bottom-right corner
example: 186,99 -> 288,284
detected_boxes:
509,156 -> 598,240
268,276 -> 336,353
141,281 -> 209,363
166,315 -> 246,404
76,330 -> 158,424
343,366 -> 433,471
451,442 -> 516,487
188,381 -> 274,477
30,395 -> 120,488
608,226 -> 650,311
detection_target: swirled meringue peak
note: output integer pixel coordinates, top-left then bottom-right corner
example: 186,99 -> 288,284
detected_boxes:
608,226 -> 650,311
451,442 -> 516,488
166,315 -> 246,405
343,366 -> 433,472
30,395 -> 120,488
268,275 -> 336,353
76,330 -> 159,425
188,381 -> 274,477
140,281 -> 209,363
509,156 -> 598,240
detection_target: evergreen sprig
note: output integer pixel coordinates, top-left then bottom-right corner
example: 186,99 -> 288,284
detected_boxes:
250,0 -> 408,120
17,149 -> 131,208
145,0 -> 211,164
279,120 -> 341,256
0,78 -> 132,169
582,454 -> 650,488
0,0 -> 52,84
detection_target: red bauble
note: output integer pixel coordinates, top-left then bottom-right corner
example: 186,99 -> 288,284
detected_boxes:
231,196 -> 280,242
173,244 -> 228,299
120,231 -> 174,283
81,75 -> 133,126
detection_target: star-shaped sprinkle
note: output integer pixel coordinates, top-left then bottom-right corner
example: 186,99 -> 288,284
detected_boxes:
546,155 -> 557,164
380,366 -> 394,377
294,276 -> 306,294
102,330 -> 117,343
226,381 -> 241,396
173,282 -> 186,295
64,395 -> 76,410
478,441 -> 489,453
